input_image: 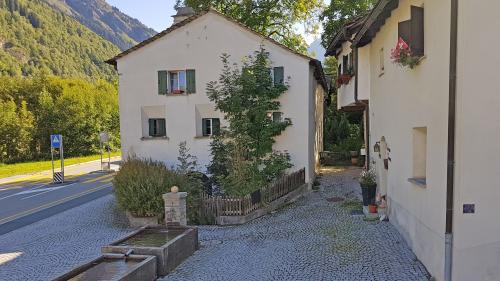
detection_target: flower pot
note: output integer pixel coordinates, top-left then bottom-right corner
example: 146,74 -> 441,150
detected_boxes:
350,150 -> 359,157
368,204 -> 378,214
351,157 -> 359,165
361,185 -> 377,206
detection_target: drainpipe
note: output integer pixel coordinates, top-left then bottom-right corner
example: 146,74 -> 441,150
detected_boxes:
445,0 -> 458,280
353,46 -> 370,169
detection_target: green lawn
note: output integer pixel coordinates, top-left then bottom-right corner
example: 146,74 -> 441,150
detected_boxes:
0,151 -> 121,178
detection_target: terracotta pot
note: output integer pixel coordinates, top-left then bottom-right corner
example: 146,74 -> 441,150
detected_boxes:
351,157 -> 358,165
368,204 -> 378,214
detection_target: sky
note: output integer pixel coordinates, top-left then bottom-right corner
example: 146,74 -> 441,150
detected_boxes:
106,0 -> 324,44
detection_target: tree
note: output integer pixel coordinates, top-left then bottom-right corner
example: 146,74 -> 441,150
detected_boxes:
207,47 -> 292,195
183,0 -> 324,54
320,0 -> 376,48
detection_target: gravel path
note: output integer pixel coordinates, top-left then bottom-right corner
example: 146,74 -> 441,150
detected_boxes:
161,167 -> 430,281
0,167 -> 430,281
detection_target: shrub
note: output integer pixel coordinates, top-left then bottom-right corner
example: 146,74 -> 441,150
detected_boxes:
113,157 -> 187,217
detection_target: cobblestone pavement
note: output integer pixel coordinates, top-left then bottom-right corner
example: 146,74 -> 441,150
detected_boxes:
0,167 -> 430,281
0,195 -> 132,281
161,167 -> 430,281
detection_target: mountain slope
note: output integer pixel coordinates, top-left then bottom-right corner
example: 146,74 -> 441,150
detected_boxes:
42,0 -> 157,51
308,38 -> 326,63
0,0 -> 119,80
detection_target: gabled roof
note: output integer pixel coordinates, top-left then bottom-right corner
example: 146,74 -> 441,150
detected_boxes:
324,16 -> 366,57
105,8 -> 327,90
352,0 -> 399,47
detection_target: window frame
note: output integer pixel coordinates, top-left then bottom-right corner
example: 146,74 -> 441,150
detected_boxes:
202,118 -> 220,137
168,70 -> 186,94
148,118 -> 166,137
267,111 -> 283,123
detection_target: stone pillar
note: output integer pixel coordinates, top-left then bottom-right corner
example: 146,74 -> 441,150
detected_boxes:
163,187 -> 188,226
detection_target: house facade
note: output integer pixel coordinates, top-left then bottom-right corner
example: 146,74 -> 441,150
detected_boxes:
327,0 -> 500,280
107,9 -> 326,184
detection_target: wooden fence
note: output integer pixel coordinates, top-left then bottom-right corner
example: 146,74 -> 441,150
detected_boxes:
201,168 -> 305,219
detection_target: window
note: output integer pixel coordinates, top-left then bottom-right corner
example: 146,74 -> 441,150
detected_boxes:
411,127 -> 427,186
158,69 -> 196,95
202,118 -> 220,136
267,112 -> 283,122
270,67 -> 285,85
148,118 -> 166,137
379,48 -> 385,75
169,70 -> 186,94
398,6 -> 424,57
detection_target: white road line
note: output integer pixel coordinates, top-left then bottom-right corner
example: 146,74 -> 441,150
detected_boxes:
0,183 -> 112,225
20,183 -> 78,200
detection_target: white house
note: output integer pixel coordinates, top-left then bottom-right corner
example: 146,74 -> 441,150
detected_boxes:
106,8 -> 326,184
326,0 -> 500,280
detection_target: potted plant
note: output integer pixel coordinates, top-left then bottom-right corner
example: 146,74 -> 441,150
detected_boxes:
359,168 -> 377,206
390,37 -> 421,69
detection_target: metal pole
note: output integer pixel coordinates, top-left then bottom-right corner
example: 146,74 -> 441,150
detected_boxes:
51,147 -> 55,183
60,136 -> 64,183
107,142 -> 111,170
100,139 -> 103,171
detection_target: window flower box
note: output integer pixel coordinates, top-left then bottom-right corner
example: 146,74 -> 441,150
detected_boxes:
171,89 -> 185,95
336,74 -> 353,88
391,37 -> 422,69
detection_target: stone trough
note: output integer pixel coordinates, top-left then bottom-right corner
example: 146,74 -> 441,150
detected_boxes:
53,253 -> 157,281
102,225 -> 199,276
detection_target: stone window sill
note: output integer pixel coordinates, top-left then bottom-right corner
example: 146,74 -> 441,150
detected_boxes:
164,92 -> 195,96
141,136 -> 169,141
194,136 -> 212,139
408,177 -> 426,188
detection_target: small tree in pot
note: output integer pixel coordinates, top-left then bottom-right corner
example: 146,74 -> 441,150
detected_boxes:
359,168 -> 377,206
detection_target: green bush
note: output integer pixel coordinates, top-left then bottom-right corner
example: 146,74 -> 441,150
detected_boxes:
113,158 -> 187,218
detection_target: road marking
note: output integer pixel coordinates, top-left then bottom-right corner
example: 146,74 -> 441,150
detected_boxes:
20,183 -> 78,200
0,183 -> 112,225
82,173 -> 113,184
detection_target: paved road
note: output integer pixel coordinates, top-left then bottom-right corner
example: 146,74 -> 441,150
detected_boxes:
0,158 -> 120,235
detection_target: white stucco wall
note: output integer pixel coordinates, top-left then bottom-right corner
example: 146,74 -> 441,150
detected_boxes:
367,0 -> 450,279
116,12 -> 321,182
337,41 -> 356,109
452,0 -> 500,280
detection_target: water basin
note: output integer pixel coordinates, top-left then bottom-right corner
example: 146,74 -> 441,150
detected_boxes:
54,254 -> 156,281
117,229 -> 185,247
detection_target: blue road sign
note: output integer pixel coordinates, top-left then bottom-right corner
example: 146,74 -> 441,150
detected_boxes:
51,134 -> 62,149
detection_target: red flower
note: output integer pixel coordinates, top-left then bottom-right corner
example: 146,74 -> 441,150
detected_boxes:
391,37 -> 411,60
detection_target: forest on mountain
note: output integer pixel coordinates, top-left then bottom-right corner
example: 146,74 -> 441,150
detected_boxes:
0,0 -> 118,80
0,0 -> 122,164
42,0 -> 157,51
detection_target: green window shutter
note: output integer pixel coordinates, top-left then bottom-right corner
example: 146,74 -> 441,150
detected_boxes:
273,67 -> 284,85
158,71 -> 167,95
159,119 -> 166,136
186,69 -> 196,93
202,118 -> 208,136
212,118 -> 221,135
148,119 -> 154,136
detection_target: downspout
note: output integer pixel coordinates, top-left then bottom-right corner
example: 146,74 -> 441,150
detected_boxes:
445,0 -> 458,280
354,46 -> 370,169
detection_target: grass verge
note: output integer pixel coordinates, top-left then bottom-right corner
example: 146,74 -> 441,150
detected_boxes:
0,151 -> 121,178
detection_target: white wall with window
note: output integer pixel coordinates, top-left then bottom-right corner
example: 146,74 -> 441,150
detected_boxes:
141,105 -> 167,138
114,11 -> 325,183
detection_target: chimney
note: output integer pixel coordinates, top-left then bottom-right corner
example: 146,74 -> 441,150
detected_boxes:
172,6 -> 195,24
